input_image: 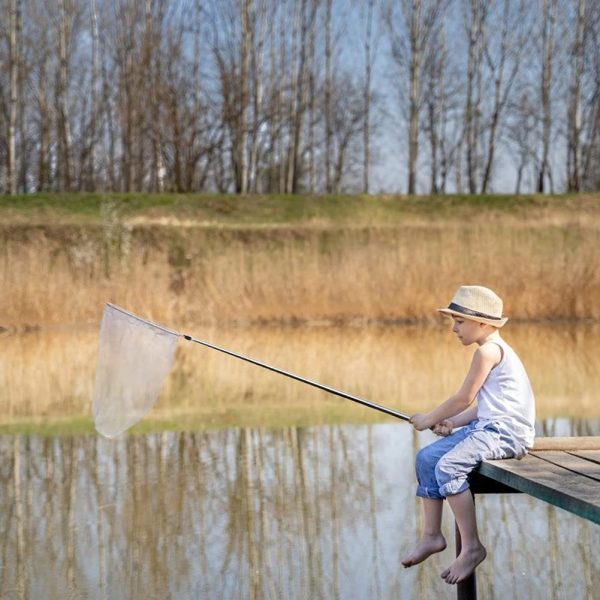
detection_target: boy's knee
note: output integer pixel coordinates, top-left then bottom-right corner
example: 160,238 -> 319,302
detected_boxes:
434,456 -> 469,496
416,446 -> 439,473
434,456 -> 455,487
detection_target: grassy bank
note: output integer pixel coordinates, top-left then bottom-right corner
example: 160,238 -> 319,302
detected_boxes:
1,193 -> 599,329
2,192 -> 600,227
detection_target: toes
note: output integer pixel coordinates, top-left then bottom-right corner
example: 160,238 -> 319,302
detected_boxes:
441,568 -> 458,584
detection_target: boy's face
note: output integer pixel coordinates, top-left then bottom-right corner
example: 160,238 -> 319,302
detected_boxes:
451,316 -> 492,346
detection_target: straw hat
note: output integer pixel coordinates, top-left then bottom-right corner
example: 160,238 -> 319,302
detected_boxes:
438,285 -> 508,327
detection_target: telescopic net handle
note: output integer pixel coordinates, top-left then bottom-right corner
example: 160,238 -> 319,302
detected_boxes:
183,334 -> 411,422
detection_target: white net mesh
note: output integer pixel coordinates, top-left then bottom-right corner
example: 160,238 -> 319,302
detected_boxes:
92,304 -> 180,438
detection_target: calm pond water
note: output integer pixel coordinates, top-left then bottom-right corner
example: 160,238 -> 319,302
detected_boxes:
1,322 -> 600,598
1,422 -> 599,600
3,321 -> 600,428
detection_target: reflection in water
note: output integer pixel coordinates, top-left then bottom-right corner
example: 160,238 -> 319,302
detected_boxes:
2,322 -> 600,429
1,423 -> 599,600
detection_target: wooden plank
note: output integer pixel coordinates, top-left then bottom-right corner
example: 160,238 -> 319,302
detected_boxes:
532,436 -> 600,451
529,451 -> 600,483
481,455 -> 600,510
478,454 -> 600,525
484,455 -> 600,507
568,450 -> 600,465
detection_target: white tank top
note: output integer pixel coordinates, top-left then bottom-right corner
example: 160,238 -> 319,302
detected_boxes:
477,337 -> 536,448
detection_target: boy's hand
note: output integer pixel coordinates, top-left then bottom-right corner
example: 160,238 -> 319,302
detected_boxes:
409,413 -> 431,431
432,419 -> 454,437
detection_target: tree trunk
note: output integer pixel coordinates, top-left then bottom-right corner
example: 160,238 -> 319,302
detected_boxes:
277,0 -> 287,193
324,0 -> 333,192
37,54 -> 51,191
249,0 -> 268,193
237,0 -> 252,193
362,0 -> 374,194
537,0 -> 555,193
567,0 -> 585,192
407,0 -> 422,195
57,0 -> 74,192
307,0 -> 317,193
89,0 -> 99,190
481,0 -> 519,193
464,0 -> 486,194
101,40 -> 117,191
8,0 -> 19,195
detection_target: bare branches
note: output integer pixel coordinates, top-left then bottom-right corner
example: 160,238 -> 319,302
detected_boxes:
0,0 -> 597,194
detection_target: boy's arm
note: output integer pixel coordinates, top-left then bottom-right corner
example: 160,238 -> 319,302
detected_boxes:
411,343 -> 500,431
432,407 -> 477,436
446,405 -> 478,429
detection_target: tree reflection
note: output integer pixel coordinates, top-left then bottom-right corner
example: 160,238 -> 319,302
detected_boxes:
0,423 -> 599,599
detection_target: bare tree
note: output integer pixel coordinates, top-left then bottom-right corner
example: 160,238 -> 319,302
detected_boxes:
567,0 -> 586,192
362,0 -> 375,194
0,0 -> 594,195
479,0 -> 528,193
461,0 -> 488,194
7,0 -> 20,195
580,2 -> 600,190
318,74 -> 364,192
56,0 -> 76,191
422,20 -> 445,193
507,90 -> 538,193
87,0 -> 99,190
286,0 -> 318,193
306,0 -> 317,192
248,0 -> 269,192
210,0 -> 254,193
406,0 -> 422,195
238,0 -> 251,193
386,0 -> 446,194
324,0 -> 333,192
537,0 -> 557,193
144,0 -> 166,193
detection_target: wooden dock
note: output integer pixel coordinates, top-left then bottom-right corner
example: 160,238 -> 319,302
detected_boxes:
458,436 -> 600,600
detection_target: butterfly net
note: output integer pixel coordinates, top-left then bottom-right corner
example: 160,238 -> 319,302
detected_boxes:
92,304 -> 180,438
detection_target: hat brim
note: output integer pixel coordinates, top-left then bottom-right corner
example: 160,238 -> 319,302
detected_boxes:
438,307 -> 508,328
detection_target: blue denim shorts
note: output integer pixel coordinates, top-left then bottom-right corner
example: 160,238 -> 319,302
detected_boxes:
415,420 -> 526,499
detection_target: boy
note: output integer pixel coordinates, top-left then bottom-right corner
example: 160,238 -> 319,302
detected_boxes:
402,285 -> 535,584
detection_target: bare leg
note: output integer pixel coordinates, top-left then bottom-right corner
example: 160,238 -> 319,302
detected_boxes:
441,490 -> 486,584
402,498 -> 447,567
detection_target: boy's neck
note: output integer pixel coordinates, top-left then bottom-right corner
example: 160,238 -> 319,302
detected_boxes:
477,328 -> 501,346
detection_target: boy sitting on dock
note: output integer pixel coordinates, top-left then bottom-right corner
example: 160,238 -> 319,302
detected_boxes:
402,285 -> 536,584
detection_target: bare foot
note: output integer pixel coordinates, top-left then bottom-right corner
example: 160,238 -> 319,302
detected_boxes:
401,534 -> 447,568
441,543 -> 487,584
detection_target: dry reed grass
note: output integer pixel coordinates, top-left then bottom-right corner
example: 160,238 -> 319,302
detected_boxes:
1,322 -> 598,430
1,222 -> 599,329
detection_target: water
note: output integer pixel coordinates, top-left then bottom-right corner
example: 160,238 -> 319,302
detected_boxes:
1,322 -> 600,598
1,422 -> 599,600
3,322 -> 600,429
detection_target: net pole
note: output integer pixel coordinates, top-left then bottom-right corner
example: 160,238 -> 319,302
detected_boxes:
183,334 -> 411,422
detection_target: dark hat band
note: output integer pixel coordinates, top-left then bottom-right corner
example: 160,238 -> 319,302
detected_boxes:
447,302 -> 503,321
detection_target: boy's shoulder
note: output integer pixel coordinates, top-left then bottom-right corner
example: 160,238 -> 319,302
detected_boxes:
475,340 -> 503,366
